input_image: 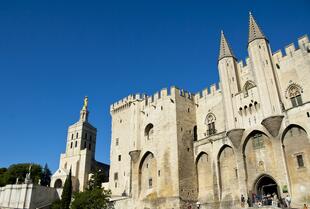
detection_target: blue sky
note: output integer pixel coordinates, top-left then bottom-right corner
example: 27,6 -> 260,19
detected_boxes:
0,0 -> 309,172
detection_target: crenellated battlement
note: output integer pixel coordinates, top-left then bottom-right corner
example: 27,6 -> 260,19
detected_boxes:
110,34 -> 309,114
110,86 -> 197,113
238,57 -> 251,75
238,57 -> 251,69
194,83 -> 221,103
272,34 -> 309,63
110,93 -> 145,113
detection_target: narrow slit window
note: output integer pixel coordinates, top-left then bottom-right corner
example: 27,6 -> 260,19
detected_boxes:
148,178 -> 153,188
297,155 -> 304,168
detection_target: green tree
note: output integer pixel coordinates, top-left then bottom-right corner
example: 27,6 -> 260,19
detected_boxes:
88,168 -> 108,190
0,168 -> 7,175
51,199 -> 62,209
40,163 -> 52,186
0,163 -> 42,186
61,169 -> 72,209
0,167 -> 7,187
71,188 -> 111,209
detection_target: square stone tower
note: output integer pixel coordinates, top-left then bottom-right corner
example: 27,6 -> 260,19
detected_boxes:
51,97 -> 109,192
109,88 -> 198,208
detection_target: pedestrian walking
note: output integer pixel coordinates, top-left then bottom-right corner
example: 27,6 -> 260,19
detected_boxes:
285,195 -> 291,208
241,194 -> 245,207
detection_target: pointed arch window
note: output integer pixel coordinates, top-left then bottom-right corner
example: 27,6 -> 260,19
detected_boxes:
243,80 -> 256,98
287,84 -> 303,107
144,123 -> 154,140
252,133 -> 264,149
205,113 -> 216,136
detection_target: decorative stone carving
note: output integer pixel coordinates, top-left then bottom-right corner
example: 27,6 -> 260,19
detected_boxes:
257,161 -> 265,172
129,150 -> 141,163
226,129 -> 245,149
261,115 -> 284,137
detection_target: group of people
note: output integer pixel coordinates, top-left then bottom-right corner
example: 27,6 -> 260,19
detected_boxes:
240,193 -> 308,208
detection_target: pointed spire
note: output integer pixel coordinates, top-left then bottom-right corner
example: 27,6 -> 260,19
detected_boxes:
248,12 -> 267,44
80,96 -> 89,122
218,30 -> 235,61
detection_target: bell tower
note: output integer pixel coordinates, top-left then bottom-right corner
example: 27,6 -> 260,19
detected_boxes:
51,97 -> 98,191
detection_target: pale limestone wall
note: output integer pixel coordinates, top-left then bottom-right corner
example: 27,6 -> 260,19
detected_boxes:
283,127 -> 310,204
218,57 -> 239,131
248,39 -> 282,117
234,86 -> 263,129
196,153 -> 212,202
238,59 -> 254,89
194,87 -> 225,139
174,89 -> 200,205
219,146 -> 239,206
109,34 -> 310,209
110,87 -> 186,208
273,36 -> 310,112
0,184 -> 59,209
109,100 -> 135,196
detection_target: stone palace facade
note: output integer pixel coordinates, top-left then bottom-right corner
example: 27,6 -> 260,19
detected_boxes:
108,13 -> 310,209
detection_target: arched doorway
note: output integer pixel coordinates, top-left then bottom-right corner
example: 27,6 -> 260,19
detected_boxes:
138,151 -> 157,197
54,179 -> 62,188
254,175 -> 279,205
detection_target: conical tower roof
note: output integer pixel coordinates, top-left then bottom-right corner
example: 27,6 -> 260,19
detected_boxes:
218,30 -> 235,61
248,12 -> 267,44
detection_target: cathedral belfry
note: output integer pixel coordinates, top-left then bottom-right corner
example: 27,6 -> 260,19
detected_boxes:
51,97 -> 109,192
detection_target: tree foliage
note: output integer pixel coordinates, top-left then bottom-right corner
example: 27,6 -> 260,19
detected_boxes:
51,199 -> 62,209
0,168 -> 7,186
0,163 -> 42,186
71,188 -> 111,209
88,168 -> 108,190
40,163 -> 52,186
61,169 -> 72,209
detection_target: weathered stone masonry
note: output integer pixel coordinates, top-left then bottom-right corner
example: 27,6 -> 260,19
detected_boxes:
109,13 -> 310,209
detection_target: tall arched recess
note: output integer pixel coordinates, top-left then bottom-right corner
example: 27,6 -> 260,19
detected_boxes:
138,151 -> 157,198
282,124 -> 310,202
242,130 -> 275,192
218,145 -> 239,204
196,152 -> 214,203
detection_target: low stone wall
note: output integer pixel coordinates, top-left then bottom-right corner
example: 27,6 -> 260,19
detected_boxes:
0,184 -> 59,209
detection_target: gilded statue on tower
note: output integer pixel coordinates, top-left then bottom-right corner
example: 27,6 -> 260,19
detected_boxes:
83,96 -> 88,110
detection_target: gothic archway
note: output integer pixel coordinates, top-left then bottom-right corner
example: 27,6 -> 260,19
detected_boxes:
54,179 -> 62,188
217,145 -> 239,201
138,151 -> 157,197
196,152 -> 213,202
254,175 -> 279,206
282,124 -> 310,202
242,130 -> 275,193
